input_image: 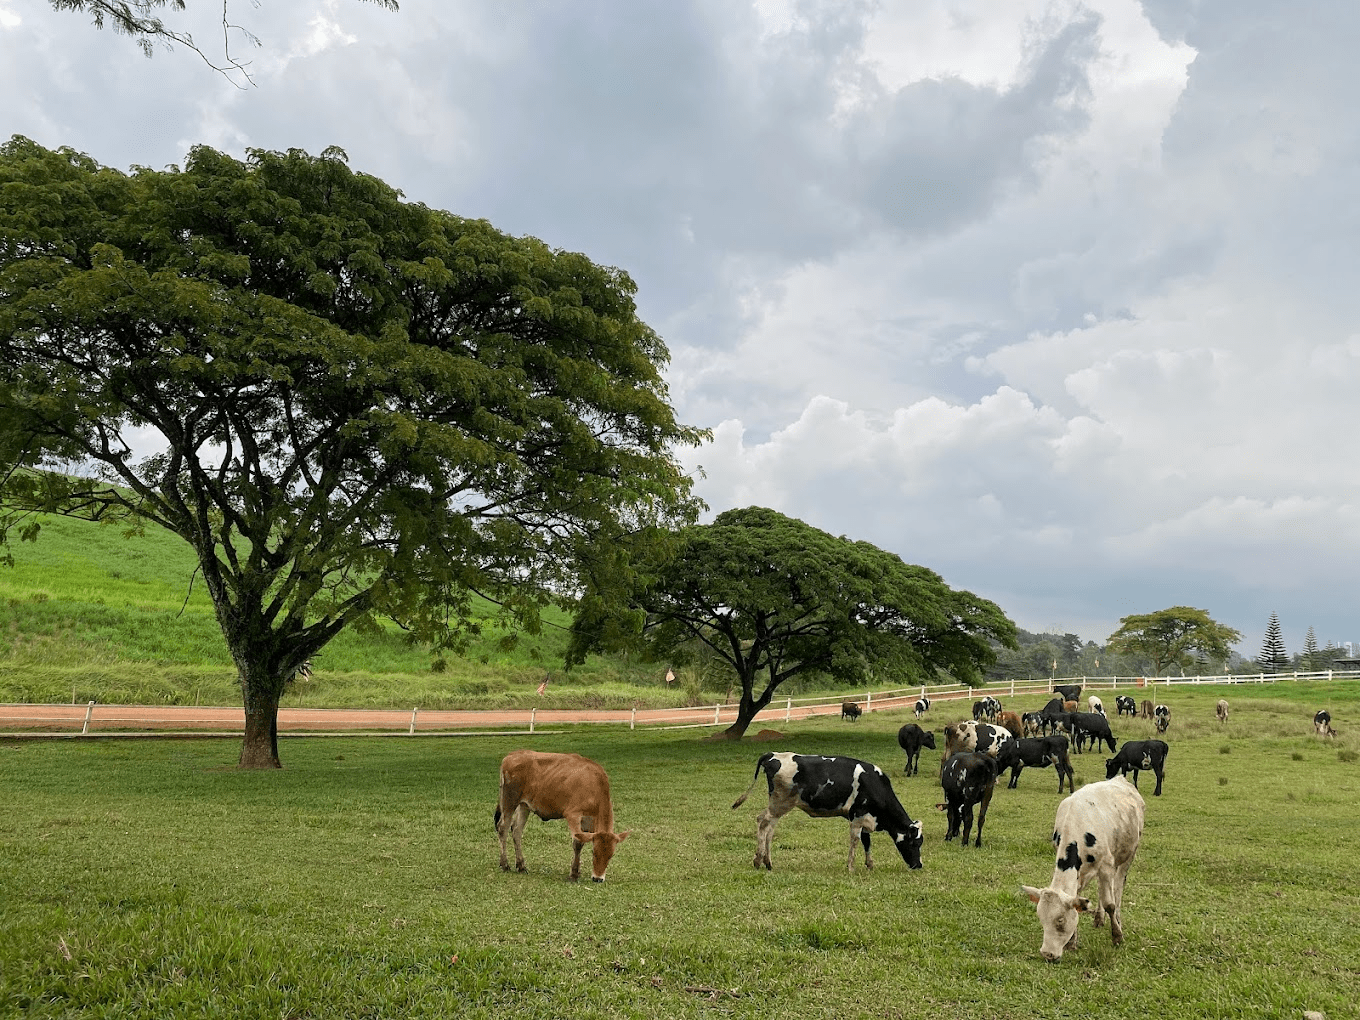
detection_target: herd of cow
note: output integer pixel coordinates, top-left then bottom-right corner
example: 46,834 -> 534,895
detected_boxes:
494,685 -> 1341,962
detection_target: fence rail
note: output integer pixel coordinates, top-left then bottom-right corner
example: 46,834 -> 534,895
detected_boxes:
3,670 -> 1358,737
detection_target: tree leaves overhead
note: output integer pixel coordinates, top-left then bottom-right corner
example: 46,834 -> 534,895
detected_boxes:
0,136 -> 704,764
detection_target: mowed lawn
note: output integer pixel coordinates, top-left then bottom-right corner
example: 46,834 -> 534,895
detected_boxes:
2,682 -> 1358,1019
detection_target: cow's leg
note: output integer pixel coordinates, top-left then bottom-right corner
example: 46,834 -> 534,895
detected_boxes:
973,787 -> 993,848
1100,866 -> 1131,945
1153,763 -> 1164,796
754,808 -> 780,870
1008,764 -> 1021,790
505,803 -> 529,872
848,822 -> 872,872
960,802 -> 974,846
1129,769 -> 1140,789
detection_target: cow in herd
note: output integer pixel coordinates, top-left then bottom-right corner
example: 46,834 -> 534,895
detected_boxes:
841,702 -> 863,722
495,750 -> 630,882
998,735 -> 1075,793
1216,699 -> 1229,724
1115,695 -> 1137,718
731,752 -> 924,872
1154,704 -> 1170,734
1105,739 -> 1169,796
914,696 -> 931,719
939,752 -> 998,847
1314,710 -> 1336,737
1022,777 -> 1145,961
897,723 -> 936,776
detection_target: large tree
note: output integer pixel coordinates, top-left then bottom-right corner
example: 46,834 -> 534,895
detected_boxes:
576,506 -> 1016,739
1105,607 -> 1241,677
0,136 -> 703,767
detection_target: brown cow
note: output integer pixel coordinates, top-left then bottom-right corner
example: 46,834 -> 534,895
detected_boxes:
1140,700 -> 1154,720
1063,700 -> 1078,714
998,710 -> 1023,738
495,750 -> 630,882
1216,699 -> 1229,724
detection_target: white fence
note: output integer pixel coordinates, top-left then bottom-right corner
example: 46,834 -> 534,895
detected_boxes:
4,669 -> 1358,737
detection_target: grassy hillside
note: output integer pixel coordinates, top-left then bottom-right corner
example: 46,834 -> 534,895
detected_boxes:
0,513 -> 694,708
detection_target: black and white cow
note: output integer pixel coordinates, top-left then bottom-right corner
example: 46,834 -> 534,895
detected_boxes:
972,696 -> 1002,722
1088,695 -> 1105,716
731,753 -> 924,872
1022,711 -> 1046,737
1154,704 -> 1170,734
914,696 -> 931,719
897,723 -> 937,776
1021,777 -> 1146,962
1052,684 -> 1083,703
1105,739 -> 1169,796
1039,697 -> 1071,736
940,720 -> 1014,779
1314,710 -> 1336,737
1115,695 -> 1137,718
841,702 -> 863,722
939,752 -> 999,848
996,734 -> 1075,793
1070,712 -> 1117,754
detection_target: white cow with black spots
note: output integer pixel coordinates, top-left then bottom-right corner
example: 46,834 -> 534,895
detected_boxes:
1021,776 -> 1145,962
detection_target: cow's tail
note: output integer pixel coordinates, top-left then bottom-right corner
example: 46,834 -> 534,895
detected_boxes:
493,806 -> 501,829
731,753 -> 776,809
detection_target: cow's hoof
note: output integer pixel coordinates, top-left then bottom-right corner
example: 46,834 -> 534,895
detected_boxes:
515,864 -> 527,873
591,877 -> 605,883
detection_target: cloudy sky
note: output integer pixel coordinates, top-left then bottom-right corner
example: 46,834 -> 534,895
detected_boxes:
3,0 -> 1356,659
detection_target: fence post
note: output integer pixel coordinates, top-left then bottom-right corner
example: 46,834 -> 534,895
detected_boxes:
530,708 -> 536,734
81,700 -> 95,735
786,698 -> 792,722
409,707 -> 418,735
866,691 -> 872,714
1010,680 -> 1015,697
714,703 -> 721,725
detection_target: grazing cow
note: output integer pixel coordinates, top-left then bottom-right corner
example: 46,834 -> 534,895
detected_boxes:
1071,712 -> 1117,755
998,710 -> 1023,738
996,734 -> 1075,793
1063,700 -> 1079,715
1216,699 -> 1229,724
1105,739 -> 1169,797
495,750 -> 630,882
1314,710 -> 1337,737
1154,704 -> 1170,734
1088,695 -> 1105,716
1022,711 -> 1046,737
943,720 -> 1015,761
914,696 -> 931,719
1140,700 -> 1155,720
1021,777 -> 1146,962
731,753 -> 924,872
972,699 -> 989,721
1053,684 -> 1083,703
897,723 -> 937,776
841,702 -> 863,722
972,696 -> 1002,722
939,752 -> 999,847
1115,695 -> 1137,718
1039,697 -> 1069,736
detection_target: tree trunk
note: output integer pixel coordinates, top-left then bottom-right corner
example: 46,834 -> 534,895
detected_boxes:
721,679 -> 777,740
238,668 -> 284,769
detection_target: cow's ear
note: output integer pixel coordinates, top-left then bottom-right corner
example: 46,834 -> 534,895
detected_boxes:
1021,885 -> 1043,903
1073,897 -> 1094,913
614,830 -> 631,843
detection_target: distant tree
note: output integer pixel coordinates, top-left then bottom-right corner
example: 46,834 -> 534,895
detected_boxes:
1256,613 -> 1288,673
576,507 -> 1017,739
0,138 -> 703,768
48,0 -> 398,86
1302,626 -> 1320,670
1106,607 -> 1242,677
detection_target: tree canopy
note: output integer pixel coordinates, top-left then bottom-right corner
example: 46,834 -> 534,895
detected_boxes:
1105,606 -> 1242,677
580,506 -> 1016,738
0,136 -> 703,766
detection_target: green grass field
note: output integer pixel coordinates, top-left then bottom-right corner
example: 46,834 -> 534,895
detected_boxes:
3,681 -> 1357,1018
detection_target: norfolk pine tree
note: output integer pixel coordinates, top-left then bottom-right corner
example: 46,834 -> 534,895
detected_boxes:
0,137 -> 704,767
1257,612 -> 1288,673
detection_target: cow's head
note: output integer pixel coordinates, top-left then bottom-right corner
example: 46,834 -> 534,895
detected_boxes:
1104,757 -> 1119,780
1021,885 -> 1091,962
922,731 -> 937,750
588,830 -> 630,882
892,820 -> 924,870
